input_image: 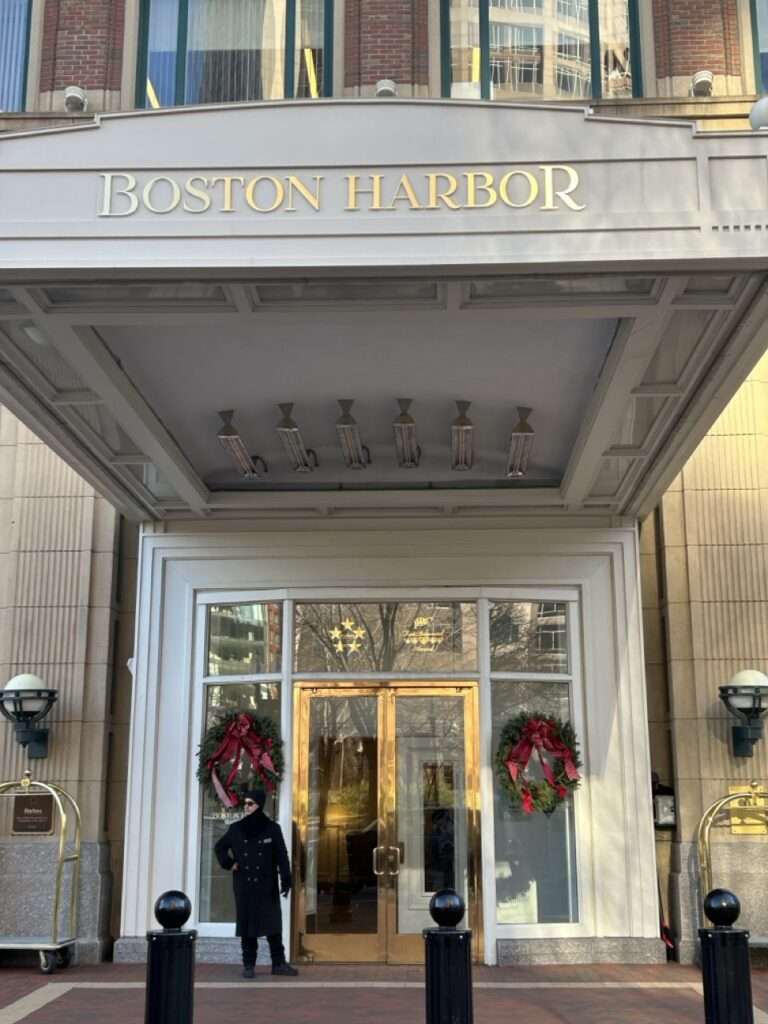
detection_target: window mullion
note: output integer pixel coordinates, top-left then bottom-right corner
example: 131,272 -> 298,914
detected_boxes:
285,0 -> 296,99
627,0 -> 643,97
588,0 -> 602,99
323,0 -> 334,96
135,0 -> 151,107
440,0 -> 451,97
750,0 -> 762,94
480,0 -> 490,100
175,0 -> 189,105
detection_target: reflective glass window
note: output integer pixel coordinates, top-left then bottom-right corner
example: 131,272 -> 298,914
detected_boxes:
758,0 -> 768,92
492,679 -> 578,924
0,0 -> 31,111
490,601 -> 568,673
198,682 -> 281,922
207,602 -> 283,676
445,0 -> 635,100
140,0 -> 331,107
294,602 -> 478,673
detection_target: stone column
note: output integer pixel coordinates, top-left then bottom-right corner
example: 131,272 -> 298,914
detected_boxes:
0,409 -> 123,962
657,350 -> 768,962
651,0 -> 746,98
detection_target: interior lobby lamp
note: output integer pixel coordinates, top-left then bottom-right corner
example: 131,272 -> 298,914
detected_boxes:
451,401 -> 474,471
0,674 -> 58,759
719,670 -> 768,757
506,407 -> 535,478
336,400 -> 371,469
217,410 -> 267,479
393,399 -> 421,468
276,403 -> 318,472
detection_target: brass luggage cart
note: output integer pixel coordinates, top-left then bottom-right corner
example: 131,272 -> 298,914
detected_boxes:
0,770 -> 81,973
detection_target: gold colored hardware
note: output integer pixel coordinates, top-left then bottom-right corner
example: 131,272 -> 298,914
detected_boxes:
387,846 -> 401,877
697,780 -> 768,907
292,681 -> 482,964
372,846 -> 386,877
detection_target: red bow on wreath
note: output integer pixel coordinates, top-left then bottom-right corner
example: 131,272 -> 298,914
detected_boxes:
206,713 -> 276,808
505,717 -> 580,814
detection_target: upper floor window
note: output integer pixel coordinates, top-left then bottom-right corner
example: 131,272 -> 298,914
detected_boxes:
0,0 -> 32,111
443,0 -> 640,101
137,0 -> 332,108
756,0 -> 768,92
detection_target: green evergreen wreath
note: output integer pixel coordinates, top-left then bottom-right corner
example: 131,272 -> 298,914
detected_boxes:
495,712 -> 582,815
197,710 -> 284,806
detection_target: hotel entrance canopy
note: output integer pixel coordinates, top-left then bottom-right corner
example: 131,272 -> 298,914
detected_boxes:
0,101 -> 766,522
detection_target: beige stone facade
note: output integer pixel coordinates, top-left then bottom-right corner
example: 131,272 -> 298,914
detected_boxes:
0,410 -> 136,958
646,350 -> 768,959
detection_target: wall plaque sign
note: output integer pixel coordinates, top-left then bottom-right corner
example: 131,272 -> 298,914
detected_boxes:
12,793 -> 54,835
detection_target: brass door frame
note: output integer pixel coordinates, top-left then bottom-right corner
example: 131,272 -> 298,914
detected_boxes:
292,681 -> 483,964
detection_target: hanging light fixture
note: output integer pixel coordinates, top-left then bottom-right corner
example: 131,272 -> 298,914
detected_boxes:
506,406 -> 535,478
216,410 -> 267,479
276,403 -> 318,472
336,400 -> 371,470
393,399 -> 421,468
451,401 -> 474,471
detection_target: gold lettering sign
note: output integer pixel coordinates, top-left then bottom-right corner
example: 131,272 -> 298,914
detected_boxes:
98,166 -> 585,217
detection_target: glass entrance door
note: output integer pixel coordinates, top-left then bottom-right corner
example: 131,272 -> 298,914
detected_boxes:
293,684 -> 480,963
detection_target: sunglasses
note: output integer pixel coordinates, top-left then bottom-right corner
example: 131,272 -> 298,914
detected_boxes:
243,799 -> 257,807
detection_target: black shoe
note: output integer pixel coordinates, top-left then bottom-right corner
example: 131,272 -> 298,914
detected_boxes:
271,963 -> 299,976
242,966 -> 255,979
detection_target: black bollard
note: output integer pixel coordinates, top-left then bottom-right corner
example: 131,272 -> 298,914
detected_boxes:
423,889 -> 473,1024
699,889 -> 754,1024
145,890 -> 197,1024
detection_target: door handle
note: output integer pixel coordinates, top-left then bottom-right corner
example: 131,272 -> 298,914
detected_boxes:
387,846 -> 401,876
372,845 -> 385,877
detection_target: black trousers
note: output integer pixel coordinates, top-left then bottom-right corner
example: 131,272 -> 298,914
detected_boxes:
241,933 -> 285,967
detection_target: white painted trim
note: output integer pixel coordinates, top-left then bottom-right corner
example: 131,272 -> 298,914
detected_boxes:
121,523 -> 659,964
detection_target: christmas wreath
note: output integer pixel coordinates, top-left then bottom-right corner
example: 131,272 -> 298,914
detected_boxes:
197,711 -> 284,808
496,712 -> 581,815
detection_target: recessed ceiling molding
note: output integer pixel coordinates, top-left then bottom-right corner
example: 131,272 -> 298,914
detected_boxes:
51,388 -> 104,406
602,446 -> 647,459
109,453 -> 153,466
12,292 -> 211,516
631,384 -> 683,398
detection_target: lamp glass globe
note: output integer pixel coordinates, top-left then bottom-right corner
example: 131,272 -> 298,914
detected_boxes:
5,673 -> 48,713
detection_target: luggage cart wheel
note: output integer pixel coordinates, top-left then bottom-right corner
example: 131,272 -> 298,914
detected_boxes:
38,951 -> 57,974
55,948 -> 71,969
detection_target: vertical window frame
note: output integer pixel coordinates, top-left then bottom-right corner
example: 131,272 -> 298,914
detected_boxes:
1,0 -> 34,112
441,0 -> 642,101
136,0 -> 334,109
750,0 -> 763,95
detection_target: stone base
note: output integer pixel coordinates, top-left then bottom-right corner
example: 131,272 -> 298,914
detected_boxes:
0,840 -> 111,966
114,936 -> 270,965
496,938 -> 667,965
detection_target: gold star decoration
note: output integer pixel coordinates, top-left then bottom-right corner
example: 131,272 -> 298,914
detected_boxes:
342,618 -> 355,631
329,627 -> 342,641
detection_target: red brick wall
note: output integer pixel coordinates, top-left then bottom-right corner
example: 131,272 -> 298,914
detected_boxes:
652,0 -> 742,79
39,0 -> 125,94
345,0 -> 429,90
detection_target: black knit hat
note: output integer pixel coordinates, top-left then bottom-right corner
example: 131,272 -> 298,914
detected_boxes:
242,787 -> 266,809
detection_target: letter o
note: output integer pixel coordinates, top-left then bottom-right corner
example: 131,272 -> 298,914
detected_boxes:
499,170 -> 539,209
245,176 -> 285,213
142,176 -> 182,214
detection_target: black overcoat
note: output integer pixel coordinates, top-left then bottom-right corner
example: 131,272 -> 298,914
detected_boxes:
214,812 -> 291,937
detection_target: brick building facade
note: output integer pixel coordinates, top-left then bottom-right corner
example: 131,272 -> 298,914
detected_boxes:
0,0 -> 766,969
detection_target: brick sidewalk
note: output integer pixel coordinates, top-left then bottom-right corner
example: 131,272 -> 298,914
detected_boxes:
0,962 -> 766,1024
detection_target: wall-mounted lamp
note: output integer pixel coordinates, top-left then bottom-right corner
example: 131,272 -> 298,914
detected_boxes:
336,400 -> 371,470
719,670 -> 768,758
276,403 -> 318,472
393,399 -> 421,468
217,410 -> 267,479
451,401 -> 474,471
506,406 -> 535,478
0,674 -> 58,759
